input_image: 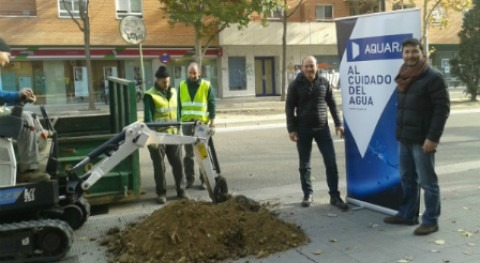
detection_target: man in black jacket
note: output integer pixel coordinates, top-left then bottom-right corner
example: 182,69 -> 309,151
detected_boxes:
384,38 -> 450,236
285,56 -> 348,211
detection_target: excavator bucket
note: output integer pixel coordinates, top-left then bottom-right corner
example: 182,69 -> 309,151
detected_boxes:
193,134 -> 229,203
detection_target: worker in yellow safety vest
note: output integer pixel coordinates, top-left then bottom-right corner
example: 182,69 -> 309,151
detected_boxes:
144,66 -> 189,204
178,62 -> 216,190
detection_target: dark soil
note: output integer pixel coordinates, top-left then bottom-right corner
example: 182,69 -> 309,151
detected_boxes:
100,196 -> 309,263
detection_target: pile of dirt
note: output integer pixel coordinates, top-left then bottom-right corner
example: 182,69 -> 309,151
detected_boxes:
100,196 -> 309,263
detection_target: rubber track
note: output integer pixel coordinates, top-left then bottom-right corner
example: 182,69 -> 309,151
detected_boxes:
0,219 -> 74,263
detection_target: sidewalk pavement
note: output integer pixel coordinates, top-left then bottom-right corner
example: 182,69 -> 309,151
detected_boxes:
60,94 -> 480,263
32,88 -> 478,128
67,158 -> 480,263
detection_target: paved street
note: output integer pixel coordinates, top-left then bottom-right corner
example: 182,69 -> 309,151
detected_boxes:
61,102 -> 480,263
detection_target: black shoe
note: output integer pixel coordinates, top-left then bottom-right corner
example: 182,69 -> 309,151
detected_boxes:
301,195 -> 313,207
156,195 -> 166,204
198,182 -> 207,190
330,196 -> 349,211
186,180 -> 194,189
384,216 -> 419,226
177,190 -> 190,199
414,224 -> 439,235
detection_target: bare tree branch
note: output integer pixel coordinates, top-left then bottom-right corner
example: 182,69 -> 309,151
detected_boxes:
62,0 -> 84,32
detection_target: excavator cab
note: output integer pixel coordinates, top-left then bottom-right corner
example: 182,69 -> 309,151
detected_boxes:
0,104 -> 76,262
0,104 -> 24,186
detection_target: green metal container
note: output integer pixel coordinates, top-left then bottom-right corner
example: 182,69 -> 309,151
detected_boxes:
54,78 -> 141,206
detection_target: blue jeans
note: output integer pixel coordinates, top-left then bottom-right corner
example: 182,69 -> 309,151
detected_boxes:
397,142 -> 441,225
296,126 -> 340,198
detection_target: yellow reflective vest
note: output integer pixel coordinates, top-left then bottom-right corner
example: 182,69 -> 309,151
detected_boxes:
144,87 -> 178,134
179,80 -> 210,123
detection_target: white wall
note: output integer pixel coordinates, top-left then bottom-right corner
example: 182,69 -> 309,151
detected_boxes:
219,45 -> 337,98
220,22 -> 337,46
218,22 -> 339,98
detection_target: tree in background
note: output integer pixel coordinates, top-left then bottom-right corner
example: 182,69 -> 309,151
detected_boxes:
450,0 -> 480,101
159,0 -> 280,69
62,0 -> 95,110
280,0 -> 304,101
419,0 -> 472,57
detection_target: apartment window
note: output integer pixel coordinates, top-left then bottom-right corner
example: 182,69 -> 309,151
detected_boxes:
116,0 -> 143,19
315,4 -> 333,21
392,2 -> 416,11
430,6 -> 446,27
0,0 -> 36,17
58,0 -> 80,18
268,6 -> 283,20
228,57 -> 247,90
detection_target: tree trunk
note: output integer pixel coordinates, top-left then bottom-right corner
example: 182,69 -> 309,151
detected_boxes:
84,14 -> 95,110
194,23 -> 203,70
422,0 -> 429,57
280,0 -> 288,102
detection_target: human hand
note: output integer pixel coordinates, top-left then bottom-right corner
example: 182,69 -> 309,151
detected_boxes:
289,132 -> 298,142
423,139 -> 437,153
19,88 -> 36,103
335,126 -> 344,139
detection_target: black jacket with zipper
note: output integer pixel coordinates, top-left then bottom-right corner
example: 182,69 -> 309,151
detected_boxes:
285,72 -> 342,133
396,66 -> 450,144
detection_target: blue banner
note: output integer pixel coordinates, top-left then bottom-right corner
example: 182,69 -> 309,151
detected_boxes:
335,10 -> 421,212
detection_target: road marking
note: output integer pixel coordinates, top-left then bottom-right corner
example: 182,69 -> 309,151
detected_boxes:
450,108 -> 480,115
218,123 -> 285,133
437,160 -> 480,175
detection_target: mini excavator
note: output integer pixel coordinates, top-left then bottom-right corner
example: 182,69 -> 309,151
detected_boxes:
0,103 -> 228,262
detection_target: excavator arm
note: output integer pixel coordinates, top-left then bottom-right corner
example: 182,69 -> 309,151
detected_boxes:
67,121 -> 228,203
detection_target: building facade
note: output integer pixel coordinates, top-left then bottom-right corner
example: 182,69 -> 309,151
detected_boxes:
0,0 -> 466,104
0,0 -> 220,104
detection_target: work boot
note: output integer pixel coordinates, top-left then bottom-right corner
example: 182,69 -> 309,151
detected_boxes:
186,179 -> 194,189
413,224 -> 439,235
199,182 -> 207,190
330,196 -> 349,211
156,195 -> 166,204
177,190 -> 190,200
301,195 -> 313,207
17,170 -> 50,183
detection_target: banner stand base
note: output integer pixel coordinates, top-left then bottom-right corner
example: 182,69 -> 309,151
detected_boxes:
347,197 -> 397,216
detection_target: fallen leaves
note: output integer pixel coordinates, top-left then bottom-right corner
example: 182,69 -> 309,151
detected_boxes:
396,256 -> 413,262
457,228 -> 475,237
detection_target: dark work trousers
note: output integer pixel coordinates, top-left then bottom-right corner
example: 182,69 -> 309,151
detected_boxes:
296,126 -> 341,199
148,144 -> 185,196
182,124 -> 206,185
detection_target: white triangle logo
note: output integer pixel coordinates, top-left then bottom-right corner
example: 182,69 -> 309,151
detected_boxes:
352,42 -> 360,60
340,60 -> 400,158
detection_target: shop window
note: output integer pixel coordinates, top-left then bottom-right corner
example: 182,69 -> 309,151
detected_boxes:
228,57 -> 247,91
116,0 -> 143,19
0,0 -> 36,17
315,4 -> 333,21
58,0 -> 80,18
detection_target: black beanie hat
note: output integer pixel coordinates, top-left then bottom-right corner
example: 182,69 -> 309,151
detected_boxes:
155,66 -> 169,79
0,38 -> 11,52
